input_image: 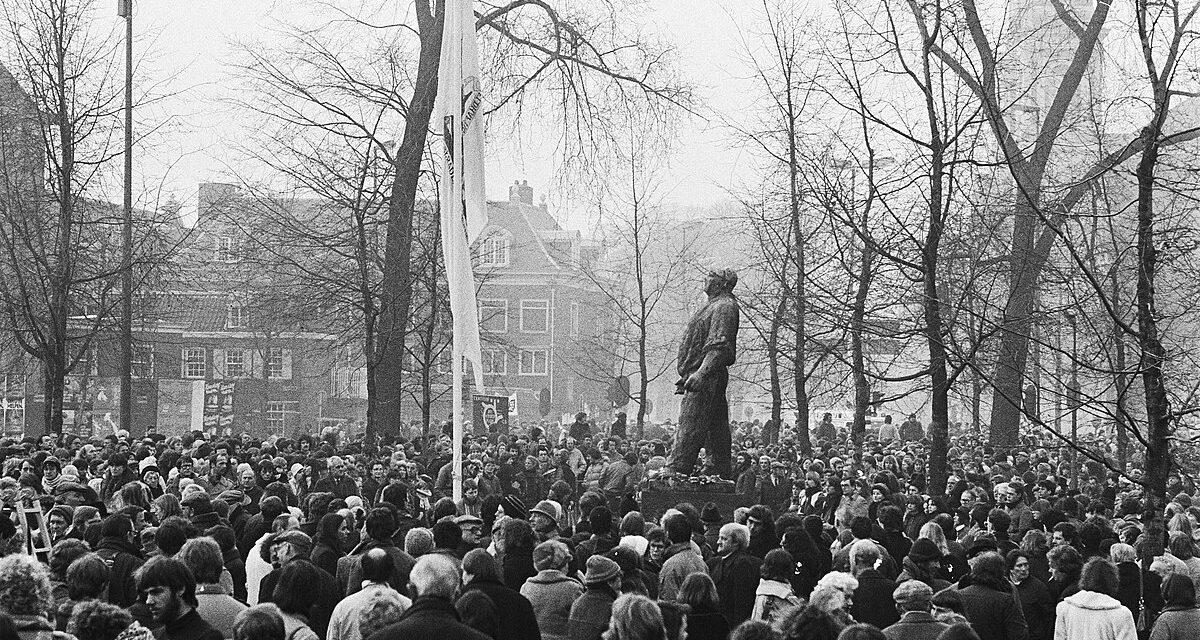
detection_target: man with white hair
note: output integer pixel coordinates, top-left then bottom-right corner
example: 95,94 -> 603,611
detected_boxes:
707,521 -> 761,627
850,539 -> 899,629
366,554 -> 491,640
314,455 -> 358,499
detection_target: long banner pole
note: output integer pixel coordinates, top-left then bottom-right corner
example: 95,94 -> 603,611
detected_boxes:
452,349 -> 464,504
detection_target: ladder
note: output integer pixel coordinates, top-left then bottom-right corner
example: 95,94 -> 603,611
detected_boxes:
15,503 -> 52,557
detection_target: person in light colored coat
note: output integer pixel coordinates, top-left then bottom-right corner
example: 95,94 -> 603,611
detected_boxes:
1054,558 -> 1136,640
521,540 -> 583,640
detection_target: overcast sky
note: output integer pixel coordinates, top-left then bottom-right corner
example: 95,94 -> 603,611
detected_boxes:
92,0 -> 801,228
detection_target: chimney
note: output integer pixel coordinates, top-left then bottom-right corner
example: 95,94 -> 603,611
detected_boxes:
161,194 -> 182,221
519,179 -> 534,205
509,180 -> 521,203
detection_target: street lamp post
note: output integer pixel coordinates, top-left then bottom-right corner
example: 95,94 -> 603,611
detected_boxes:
118,0 -> 133,434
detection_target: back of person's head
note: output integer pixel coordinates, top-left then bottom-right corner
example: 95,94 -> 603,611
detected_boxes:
66,554 -> 110,601
135,557 -> 197,606
987,509 -> 1011,535
431,520 -> 462,549
1047,544 -> 1083,581
936,622 -> 982,640
205,524 -> 237,553
1161,573 -> 1197,608
410,553 -> 461,598
607,594 -> 665,640
66,600 -> 133,640
532,540 -> 570,572
178,537 -> 224,584
761,548 -> 794,582
404,527 -> 434,557
967,552 -> 1007,589
777,604 -> 840,640
849,516 -> 872,540
663,513 -> 691,544
729,619 -> 782,640
273,560 -> 323,615
361,548 -> 395,584
1079,523 -> 1103,550
877,506 -> 903,532
155,521 -> 188,556
100,514 -> 133,539
657,600 -> 690,640
456,589 -> 499,638
365,507 -> 398,541
1053,521 -> 1078,544
233,605 -> 285,640
850,539 -> 880,569
259,496 -> 286,521
463,548 -> 501,580
678,572 -> 720,610
1079,557 -> 1119,597
838,624 -> 888,640
49,539 -> 91,580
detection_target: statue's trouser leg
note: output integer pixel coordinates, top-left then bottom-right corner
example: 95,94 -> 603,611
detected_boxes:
670,391 -> 707,474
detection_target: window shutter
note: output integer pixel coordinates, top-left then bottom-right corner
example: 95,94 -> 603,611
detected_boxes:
282,349 -> 293,380
180,348 -> 188,378
248,348 -> 259,379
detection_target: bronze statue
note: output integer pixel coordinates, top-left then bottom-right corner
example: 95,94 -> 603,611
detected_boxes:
669,268 -> 739,477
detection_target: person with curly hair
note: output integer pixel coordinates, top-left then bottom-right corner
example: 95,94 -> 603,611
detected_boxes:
67,600 -> 154,640
0,554 -> 72,640
603,593 -> 665,640
810,572 -> 858,629
776,604 -> 842,640
232,605 -> 285,640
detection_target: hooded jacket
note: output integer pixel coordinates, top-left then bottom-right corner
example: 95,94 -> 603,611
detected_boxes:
1054,590 -> 1137,640
751,578 -> 801,624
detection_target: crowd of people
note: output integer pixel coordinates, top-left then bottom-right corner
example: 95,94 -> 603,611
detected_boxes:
0,412 -> 1195,640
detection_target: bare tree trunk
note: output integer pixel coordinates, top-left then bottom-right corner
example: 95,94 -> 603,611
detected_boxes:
376,0 -> 444,437
768,296 -> 784,440
851,239 -> 871,449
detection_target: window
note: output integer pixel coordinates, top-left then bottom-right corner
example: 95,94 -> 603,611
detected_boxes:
226,304 -> 246,329
266,400 -> 298,433
182,348 -> 206,379
477,230 -> 511,267
266,347 -> 291,379
225,349 -> 247,378
217,236 -> 239,262
481,349 -> 506,375
520,300 -> 549,333
518,349 -> 549,375
132,343 -> 154,378
479,299 -> 508,333
570,302 -> 581,337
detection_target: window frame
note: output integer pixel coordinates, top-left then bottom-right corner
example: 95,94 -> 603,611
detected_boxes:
519,299 -> 550,334
477,230 -> 511,267
518,349 -> 549,376
225,348 -> 247,378
481,348 -> 507,375
479,299 -> 509,333
226,304 -> 246,330
182,347 -> 206,379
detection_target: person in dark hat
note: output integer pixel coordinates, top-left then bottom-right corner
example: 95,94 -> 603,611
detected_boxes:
499,495 -> 527,521
567,555 -> 622,640
897,538 -> 950,592
883,580 -> 948,640
701,502 -> 723,552
100,453 -> 138,503
756,461 -> 793,516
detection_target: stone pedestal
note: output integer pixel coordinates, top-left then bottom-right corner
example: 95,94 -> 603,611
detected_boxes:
639,482 -> 750,525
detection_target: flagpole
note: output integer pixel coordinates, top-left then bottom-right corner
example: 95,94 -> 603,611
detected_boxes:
452,348 -> 464,503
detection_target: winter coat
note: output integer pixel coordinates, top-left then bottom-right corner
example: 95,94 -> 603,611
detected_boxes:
1114,561 -> 1141,622
463,575 -> 541,640
851,568 -> 900,629
95,535 -> 144,608
957,580 -> 1028,640
1054,590 -> 1137,640
335,538 -> 416,598
707,549 -> 761,626
1148,606 -> 1200,640
10,614 -> 74,640
366,595 -> 492,640
194,583 -> 248,639
503,547 -> 537,591
896,558 -> 951,593
520,569 -> 583,640
658,541 -> 708,601
567,585 -> 617,640
751,578 -> 801,624
1014,576 -> 1054,640
685,604 -> 730,640
882,611 -> 951,640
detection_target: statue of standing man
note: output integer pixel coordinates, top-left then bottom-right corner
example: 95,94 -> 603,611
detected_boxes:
669,268 -> 740,478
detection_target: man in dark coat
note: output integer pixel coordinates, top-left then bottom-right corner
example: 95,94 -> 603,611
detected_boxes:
668,269 -> 739,477
461,548 -> 540,640
368,553 -> 491,640
95,513 -> 144,607
706,522 -> 761,627
883,580 -> 949,640
336,507 -> 416,597
756,462 -> 794,515
849,540 -> 899,629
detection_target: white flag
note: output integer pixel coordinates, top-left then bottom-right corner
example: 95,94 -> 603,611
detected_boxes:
438,0 -> 487,390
